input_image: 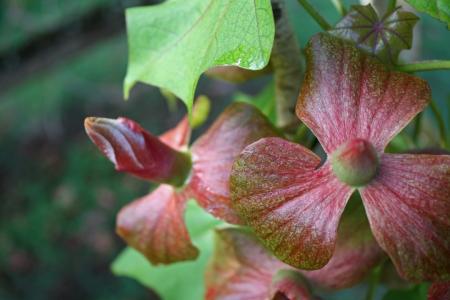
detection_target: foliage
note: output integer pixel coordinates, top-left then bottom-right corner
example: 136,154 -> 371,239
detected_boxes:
405,0 -> 450,28
111,201 -> 223,300
124,0 -> 275,113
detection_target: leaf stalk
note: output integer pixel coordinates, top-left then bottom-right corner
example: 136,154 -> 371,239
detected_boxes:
296,0 -> 332,30
396,60 -> 450,72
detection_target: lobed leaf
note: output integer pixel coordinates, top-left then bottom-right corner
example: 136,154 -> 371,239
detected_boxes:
124,0 -> 275,112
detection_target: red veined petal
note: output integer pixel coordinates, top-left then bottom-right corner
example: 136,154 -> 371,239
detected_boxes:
296,33 -> 430,154
116,185 -> 198,264
230,137 -> 354,269
159,116 -> 191,150
84,117 -> 191,186
360,154 -> 450,281
205,228 -> 317,300
205,228 -> 283,300
428,282 -> 450,300
271,270 -> 318,300
189,103 -> 279,224
304,195 -> 384,289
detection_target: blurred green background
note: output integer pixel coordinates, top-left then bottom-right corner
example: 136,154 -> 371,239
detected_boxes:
0,0 -> 448,299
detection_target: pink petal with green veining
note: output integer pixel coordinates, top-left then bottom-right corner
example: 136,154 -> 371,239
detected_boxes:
189,103 -> 279,224
361,154 -> 450,281
296,33 -> 430,154
230,137 -> 354,269
116,184 -> 197,265
304,195 -> 384,289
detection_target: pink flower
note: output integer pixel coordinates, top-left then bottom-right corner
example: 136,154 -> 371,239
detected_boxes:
206,198 -> 385,297
205,228 -> 319,300
85,103 -> 278,264
230,33 -> 450,281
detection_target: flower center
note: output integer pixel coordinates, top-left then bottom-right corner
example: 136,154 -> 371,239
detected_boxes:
331,139 -> 379,187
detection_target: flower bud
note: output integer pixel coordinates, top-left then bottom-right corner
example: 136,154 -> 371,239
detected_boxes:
84,117 -> 191,187
331,139 -> 379,187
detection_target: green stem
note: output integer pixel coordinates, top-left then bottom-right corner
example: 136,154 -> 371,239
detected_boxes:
296,0 -> 332,31
365,263 -> 383,300
330,0 -> 347,16
430,100 -> 448,148
396,60 -> 450,72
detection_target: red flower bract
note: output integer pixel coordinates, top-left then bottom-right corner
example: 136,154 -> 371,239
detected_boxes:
205,228 -> 318,300
85,103 -> 278,264
230,33 -> 450,281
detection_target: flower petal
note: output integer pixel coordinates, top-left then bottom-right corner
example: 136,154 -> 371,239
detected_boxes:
85,117 -> 191,186
271,270 -> 318,300
189,103 -> 279,224
428,282 -> 450,300
230,137 -> 354,269
116,185 -> 198,265
304,194 -> 384,289
360,154 -> 450,281
205,228 -> 283,300
159,116 -> 191,150
296,33 -> 431,154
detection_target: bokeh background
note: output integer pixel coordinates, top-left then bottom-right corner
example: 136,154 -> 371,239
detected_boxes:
0,0 -> 448,299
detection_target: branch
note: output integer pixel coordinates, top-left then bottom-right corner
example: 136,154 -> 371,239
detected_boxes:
270,0 -> 304,127
296,0 -> 332,30
396,60 -> 450,72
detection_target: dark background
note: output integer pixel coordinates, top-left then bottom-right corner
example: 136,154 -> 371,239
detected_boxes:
0,0 -> 448,299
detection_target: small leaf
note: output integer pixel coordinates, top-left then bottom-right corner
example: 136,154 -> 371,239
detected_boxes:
124,0 -> 275,113
112,200 -> 223,300
405,0 -> 450,29
329,4 -> 419,64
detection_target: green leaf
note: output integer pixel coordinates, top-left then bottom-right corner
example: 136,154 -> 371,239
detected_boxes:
329,4 -> 419,64
111,200 -> 224,300
383,283 -> 429,300
234,81 -> 276,124
124,0 -> 275,113
406,0 -> 450,29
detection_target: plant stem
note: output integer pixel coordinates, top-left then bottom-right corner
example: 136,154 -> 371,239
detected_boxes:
330,0 -> 347,16
365,263 -> 383,300
271,0 -> 304,127
429,100 -> 448,148
396,60 -> 450,72
296,0 -> 332,30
